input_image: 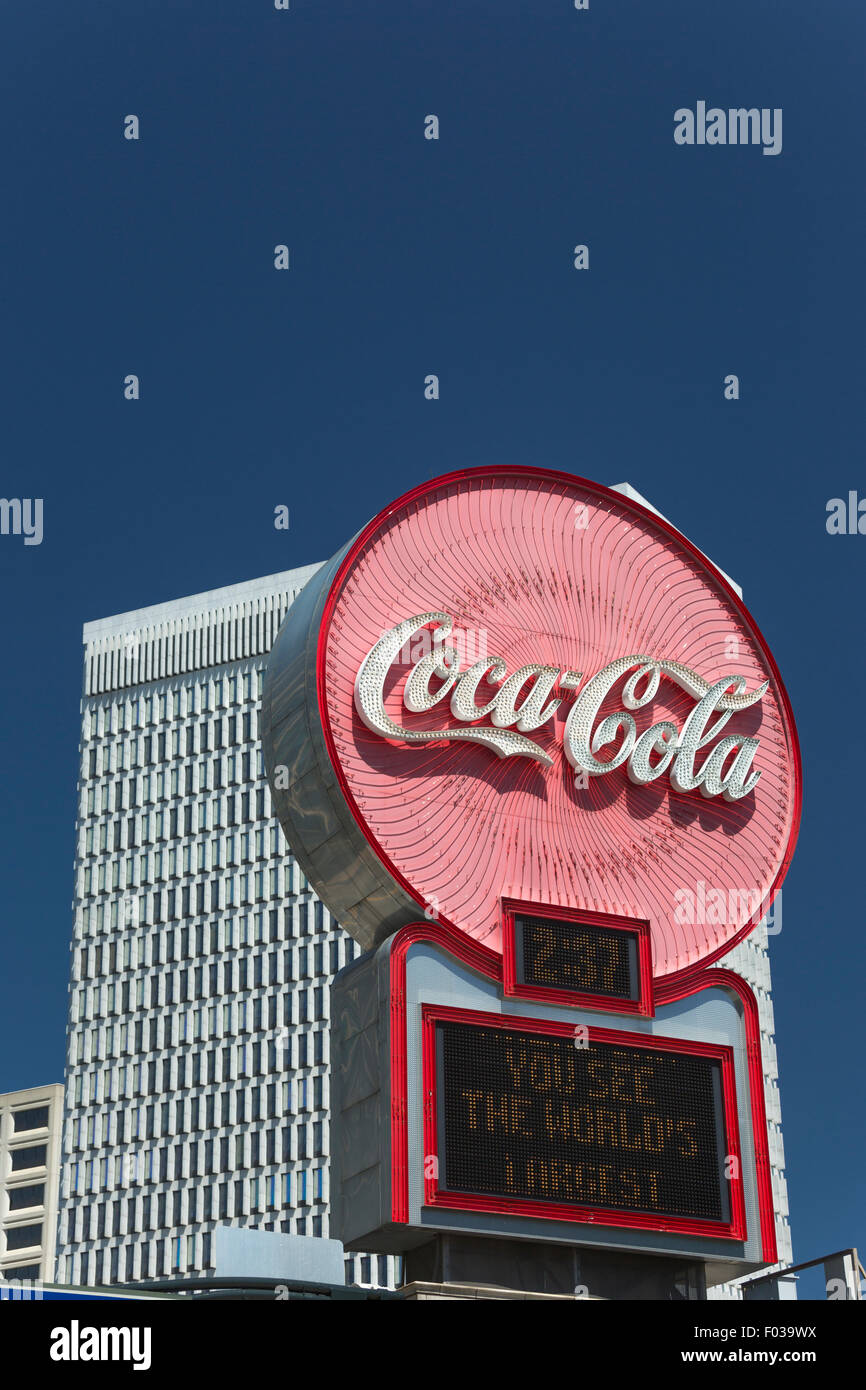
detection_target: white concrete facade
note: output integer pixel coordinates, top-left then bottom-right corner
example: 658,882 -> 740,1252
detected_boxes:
0,1083 -> 64,1285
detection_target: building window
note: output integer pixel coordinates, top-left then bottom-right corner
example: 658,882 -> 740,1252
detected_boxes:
5,1223 -> 42,1251
13,1106 -> 49,1132
8,1184 -> 44,1211
10,1145 -> 46,1171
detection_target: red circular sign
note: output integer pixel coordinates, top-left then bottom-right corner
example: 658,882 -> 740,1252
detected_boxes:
309,469 -> 800,981
255,466 -> 806,982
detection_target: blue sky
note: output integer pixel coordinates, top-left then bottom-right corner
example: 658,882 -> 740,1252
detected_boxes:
1,0 -> 863,1271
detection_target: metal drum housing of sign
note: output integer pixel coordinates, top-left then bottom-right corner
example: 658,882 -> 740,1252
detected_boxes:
261,467 -> 801,984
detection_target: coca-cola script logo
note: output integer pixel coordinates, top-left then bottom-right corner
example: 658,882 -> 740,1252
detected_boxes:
356,612 -> 767,802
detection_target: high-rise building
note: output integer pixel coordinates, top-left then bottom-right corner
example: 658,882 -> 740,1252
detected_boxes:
56,567 -> 398,1291
0,1083 -> 64,1284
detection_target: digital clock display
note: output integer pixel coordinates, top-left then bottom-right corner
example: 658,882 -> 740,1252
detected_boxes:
515,913 -> 639,1001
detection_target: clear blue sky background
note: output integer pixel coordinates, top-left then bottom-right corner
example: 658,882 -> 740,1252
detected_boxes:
1,1 -> 863,1272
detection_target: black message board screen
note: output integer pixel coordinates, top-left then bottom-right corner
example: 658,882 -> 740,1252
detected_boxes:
515,913 -> 639,1000
435,1021 -> 730,1223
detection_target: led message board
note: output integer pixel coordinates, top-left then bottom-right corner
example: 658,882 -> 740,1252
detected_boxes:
330,924 -> 771,1270
424,1007 -> 745,1239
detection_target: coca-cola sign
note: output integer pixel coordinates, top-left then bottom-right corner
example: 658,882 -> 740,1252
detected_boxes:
262,467 -> 801,980
356,611 -> 767,801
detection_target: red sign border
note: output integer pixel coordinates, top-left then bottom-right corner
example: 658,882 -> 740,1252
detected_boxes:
388,921 -> 778,1263
317,466 -> 802,986
501,897 -> 654,1017
421,1002 -> 747,1242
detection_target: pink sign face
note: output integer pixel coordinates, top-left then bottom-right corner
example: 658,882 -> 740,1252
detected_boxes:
318,469 -> 800,981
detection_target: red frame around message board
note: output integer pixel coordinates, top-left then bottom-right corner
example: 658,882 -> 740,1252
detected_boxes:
422,1006 -> 750,1245
501,898 -> 654,1017
419,1003 -> 747,1242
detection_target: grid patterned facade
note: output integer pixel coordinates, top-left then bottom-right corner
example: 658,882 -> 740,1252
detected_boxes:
56,568 -> 398,1291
